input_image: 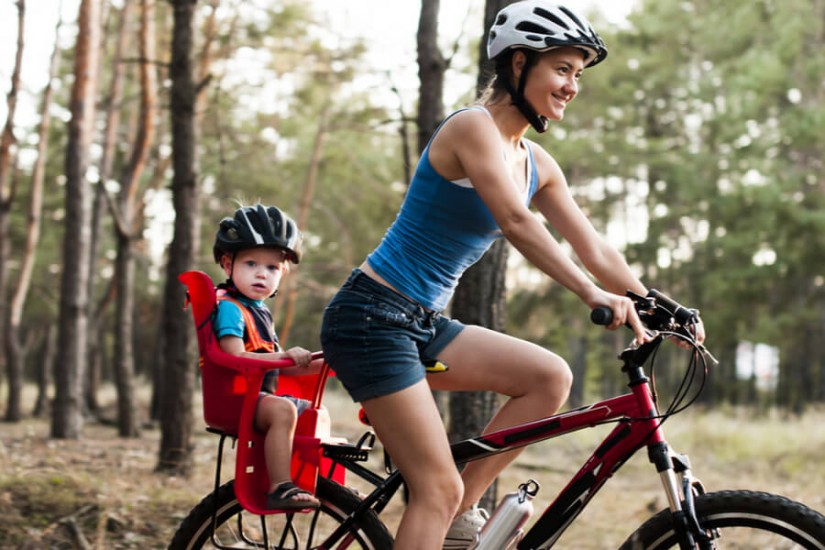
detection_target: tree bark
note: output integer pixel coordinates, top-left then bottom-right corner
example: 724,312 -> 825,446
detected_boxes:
33,325 -> 57,417
416,0 -> 445,156
5,0 -> 62,422
0,0 -> 25,403
52,0 -> 101,439
85,0 -> 134,419
110,0 -> 157,438
149,0 -> 215,424
415,0 -> 450,419
157,0 -> 199,475
446,0 -> 518,511
278,105 -> 329,344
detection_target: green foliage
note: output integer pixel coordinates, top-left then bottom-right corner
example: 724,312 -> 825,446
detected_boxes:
509,0 -> 825,406
190,1 -> 404,349
5,0 -> 825,409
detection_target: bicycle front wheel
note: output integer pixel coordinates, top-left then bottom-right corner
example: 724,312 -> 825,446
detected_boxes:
622,490 -> 825,549
168,477 -> 393,549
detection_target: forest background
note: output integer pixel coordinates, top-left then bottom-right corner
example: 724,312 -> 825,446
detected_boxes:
0,0 -> 824,547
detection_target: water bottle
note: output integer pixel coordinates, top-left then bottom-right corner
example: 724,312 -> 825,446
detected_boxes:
470,479 -> 540,550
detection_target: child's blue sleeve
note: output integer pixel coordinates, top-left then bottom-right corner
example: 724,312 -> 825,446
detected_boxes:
214,300 -> 245,339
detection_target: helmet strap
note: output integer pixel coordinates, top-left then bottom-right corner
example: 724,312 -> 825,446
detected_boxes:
506,51 -> 548,133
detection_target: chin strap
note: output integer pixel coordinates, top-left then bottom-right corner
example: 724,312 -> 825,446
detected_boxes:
504,52 -> 548,134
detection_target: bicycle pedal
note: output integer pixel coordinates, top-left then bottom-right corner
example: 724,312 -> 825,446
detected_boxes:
322,442 -> 370,462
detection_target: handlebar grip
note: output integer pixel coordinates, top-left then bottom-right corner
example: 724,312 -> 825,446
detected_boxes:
647,289 -> 697,324
590,307 -> 613,326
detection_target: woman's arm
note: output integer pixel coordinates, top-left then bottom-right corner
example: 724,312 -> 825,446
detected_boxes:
430,112 -> 646,338
529,145 -> 705,344
428,113 -> 646,338
528,144 -> 646,297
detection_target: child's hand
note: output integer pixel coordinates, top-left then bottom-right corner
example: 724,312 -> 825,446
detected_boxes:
284,346 -> 313,367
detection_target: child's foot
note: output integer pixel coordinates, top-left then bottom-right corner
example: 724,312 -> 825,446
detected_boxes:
265,481 -> 321,510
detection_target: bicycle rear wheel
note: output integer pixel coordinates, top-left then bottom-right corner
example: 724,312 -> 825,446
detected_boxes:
621,490 -> 825,549
168,477 -> 393,549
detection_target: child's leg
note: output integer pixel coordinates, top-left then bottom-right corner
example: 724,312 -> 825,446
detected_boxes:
255,395 -> 317,505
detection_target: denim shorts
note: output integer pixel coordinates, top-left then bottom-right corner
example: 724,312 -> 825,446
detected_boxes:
320,269 -> 465,402
259,392 -> 311,417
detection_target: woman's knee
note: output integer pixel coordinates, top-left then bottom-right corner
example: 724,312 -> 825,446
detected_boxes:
528,351 -> 573,405
410,469 -> 463,518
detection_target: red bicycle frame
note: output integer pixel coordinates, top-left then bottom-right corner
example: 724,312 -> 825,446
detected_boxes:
323,339 -> 688,549
460,364 -> 668,548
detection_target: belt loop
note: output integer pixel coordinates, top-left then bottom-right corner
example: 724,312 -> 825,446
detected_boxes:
421,308 -> 440,326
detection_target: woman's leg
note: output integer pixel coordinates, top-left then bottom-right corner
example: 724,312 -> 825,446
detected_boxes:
360,379 -> 464,550
429,325 -> 572,511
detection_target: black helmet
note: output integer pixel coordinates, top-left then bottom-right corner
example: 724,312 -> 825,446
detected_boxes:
213,204 -> 302,264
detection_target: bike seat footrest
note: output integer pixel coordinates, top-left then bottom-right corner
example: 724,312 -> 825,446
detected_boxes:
322,442 -> 370,462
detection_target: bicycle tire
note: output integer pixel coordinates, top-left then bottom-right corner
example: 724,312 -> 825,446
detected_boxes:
168,477 -> 393,549
620,490 -> 825,549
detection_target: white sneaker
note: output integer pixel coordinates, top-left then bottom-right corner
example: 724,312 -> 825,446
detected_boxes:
443,505 -> 489,549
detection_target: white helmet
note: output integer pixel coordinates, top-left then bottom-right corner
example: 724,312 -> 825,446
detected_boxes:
487,1 -> 607,67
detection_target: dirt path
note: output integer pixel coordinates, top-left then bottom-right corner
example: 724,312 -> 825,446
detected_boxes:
2,396 -> 824,549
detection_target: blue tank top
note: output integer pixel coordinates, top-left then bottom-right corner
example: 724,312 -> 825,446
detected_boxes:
367,108 -> 539,311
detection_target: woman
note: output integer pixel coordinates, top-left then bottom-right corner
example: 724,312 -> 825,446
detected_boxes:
321,2 -> 703,548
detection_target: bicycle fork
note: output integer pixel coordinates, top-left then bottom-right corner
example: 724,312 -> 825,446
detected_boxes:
649,442 -> 717,549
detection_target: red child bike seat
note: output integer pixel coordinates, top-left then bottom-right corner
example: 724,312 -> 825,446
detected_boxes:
178,270 -> 345,515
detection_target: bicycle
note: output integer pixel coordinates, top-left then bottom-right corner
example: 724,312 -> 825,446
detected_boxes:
170,270 -> 825,549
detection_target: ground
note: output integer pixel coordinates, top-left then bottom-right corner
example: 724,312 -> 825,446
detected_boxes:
1,390 -> 824,549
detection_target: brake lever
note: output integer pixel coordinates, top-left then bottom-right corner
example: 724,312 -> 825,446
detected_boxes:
697,344 -> 719,366
664,321 -> 720,367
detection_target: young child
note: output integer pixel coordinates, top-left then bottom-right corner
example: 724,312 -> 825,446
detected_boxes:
212,203 -> 324,510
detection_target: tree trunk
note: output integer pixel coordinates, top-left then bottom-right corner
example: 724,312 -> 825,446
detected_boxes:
149,0 -> 215,423
157,0 -> 199,475
278,105 -> 329,344
52,0 -> 101,439
0,0 -> 25,402
445,0 -> 518,512
448,240 -> 508,511
33,325 -> 57,417
85,0 -> 133,419
5,0 -> 61,422
416,0 -> 445,156
110,0 -> 157,438
415,0 -> 449,418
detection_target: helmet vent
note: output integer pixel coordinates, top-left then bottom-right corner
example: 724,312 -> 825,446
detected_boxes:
558,6 -> 587,32
515,21 -> 555,36
534,7 -> 570,30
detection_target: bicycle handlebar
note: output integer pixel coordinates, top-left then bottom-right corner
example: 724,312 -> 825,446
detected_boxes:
590,306 -> 614,326
590,289 -> 699,332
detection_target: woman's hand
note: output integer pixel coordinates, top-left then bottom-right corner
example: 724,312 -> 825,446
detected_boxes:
585,289 -> 651,345
689,316 -> 706,345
